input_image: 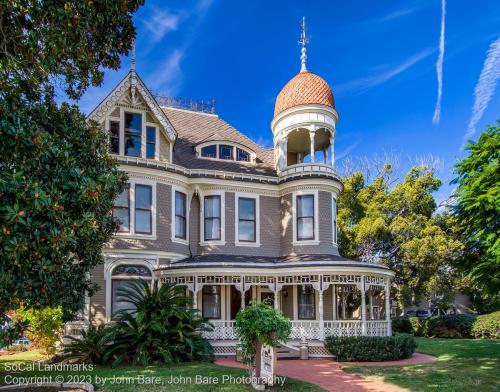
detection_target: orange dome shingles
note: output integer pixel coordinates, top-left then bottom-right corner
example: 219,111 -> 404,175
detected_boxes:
274,71 -> 335,116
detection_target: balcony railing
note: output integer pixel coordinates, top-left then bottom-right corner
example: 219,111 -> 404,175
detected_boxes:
279,163 -> 341,182
202,320 -> 390,341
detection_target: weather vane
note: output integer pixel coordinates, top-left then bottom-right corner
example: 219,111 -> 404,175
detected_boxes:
299,16 -> 309,72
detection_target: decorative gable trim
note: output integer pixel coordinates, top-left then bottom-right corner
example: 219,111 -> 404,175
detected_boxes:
88,71 -> 177,142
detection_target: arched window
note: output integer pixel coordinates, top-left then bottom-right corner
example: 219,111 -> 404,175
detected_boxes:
111,264 -> 152,316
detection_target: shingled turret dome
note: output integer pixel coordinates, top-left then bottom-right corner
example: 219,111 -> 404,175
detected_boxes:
274,70 -> 335,117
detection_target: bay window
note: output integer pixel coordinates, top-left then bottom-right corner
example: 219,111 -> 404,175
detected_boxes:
204,195 -> 221,241
202,285 -> 221,319
298,284 -> 316,320
175,191 -> 187,240
135,185 -> 152,234
112,185 -> 130,232
124,112 -> 142,157
238,197 -> 256,242
297,194 -> 315,240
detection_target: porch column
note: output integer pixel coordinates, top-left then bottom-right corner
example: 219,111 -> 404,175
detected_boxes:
330,135 -> 335,168
369,290 -> 374,320
318,289 -> 324,341
385,281 -> 392,336
332,285 -> 337,320
361,277 -> 367,335
309,129 -> 316,162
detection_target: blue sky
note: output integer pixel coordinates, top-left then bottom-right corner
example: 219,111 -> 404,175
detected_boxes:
76,0 -> 500,203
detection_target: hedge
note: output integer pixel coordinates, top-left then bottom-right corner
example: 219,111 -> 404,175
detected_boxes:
392,317 -> 413,334
425,314 -> 476,338
472,311 -> 500,339
325,334 -> 416,361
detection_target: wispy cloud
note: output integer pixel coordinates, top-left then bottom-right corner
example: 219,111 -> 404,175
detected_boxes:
142,8 -> 182,45
336,48 -> 434,94
463,37 -> 500,145
432,0 -> 446,124
377,6 -> 420,23
147,49 -> 185,96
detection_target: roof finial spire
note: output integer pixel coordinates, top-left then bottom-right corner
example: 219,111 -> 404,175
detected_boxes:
299,16 -> 309,72
131,39 -> 136,72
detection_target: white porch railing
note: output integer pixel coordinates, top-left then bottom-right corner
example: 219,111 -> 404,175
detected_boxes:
203,320 -> 237,340
203,320 -> 390,341
279,162 -> 340,181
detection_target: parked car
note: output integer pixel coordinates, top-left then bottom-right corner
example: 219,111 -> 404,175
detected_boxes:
405,309 -> 431,318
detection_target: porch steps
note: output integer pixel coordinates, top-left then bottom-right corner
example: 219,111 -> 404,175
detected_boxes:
275,342 -> 300,358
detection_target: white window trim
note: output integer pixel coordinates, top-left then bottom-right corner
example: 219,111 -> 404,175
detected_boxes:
145,123 -> 159,160
171,185 -> 189,245
104,257 -> 157,322
114,180 -> 157,240
292,190 -> 320,246
332,193 -> 338,245
200,191 -> 226,246
234,192 -> 261,247
195,141 -> 256,163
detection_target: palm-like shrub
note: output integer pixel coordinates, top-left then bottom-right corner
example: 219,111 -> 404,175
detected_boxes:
107,280 -> 213,366
63,324 -> 112,364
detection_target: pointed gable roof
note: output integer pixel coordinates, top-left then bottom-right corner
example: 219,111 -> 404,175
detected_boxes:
88,71 -> 177,142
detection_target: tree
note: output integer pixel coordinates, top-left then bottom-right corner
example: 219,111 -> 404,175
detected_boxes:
338,164 -> 464,308
452,123 -> 500,298
0,1 -> 143,317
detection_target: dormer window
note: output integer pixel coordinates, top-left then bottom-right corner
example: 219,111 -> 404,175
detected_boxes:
146,126 -> 156,159
237,148 -> 250,162
219,145 -> 233,160
124,112 -> 142,157
196,142 -> 256,163
201,145 -> 217,158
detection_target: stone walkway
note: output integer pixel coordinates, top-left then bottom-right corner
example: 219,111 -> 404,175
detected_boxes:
215,353 -> 436,392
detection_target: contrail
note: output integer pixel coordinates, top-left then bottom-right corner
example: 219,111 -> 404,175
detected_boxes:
432,0 -> 446,124
463,37 -> 500,145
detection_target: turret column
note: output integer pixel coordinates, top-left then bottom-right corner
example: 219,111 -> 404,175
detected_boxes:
309,129 -> 316,162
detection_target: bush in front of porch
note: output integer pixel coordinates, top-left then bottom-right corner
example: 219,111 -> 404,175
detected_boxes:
63,281 -> 213,366
235,302 -> 291,365
325,333 -> 416,361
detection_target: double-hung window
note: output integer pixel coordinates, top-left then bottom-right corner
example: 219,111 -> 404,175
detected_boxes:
175,191 -> 187,240
297,194 -> 315,240
238,197 -> 256,242
135,185 -> 152,234
124,112 -> 142,157
332,197 -> 338,244
113,185 -> 130,232
109,121 -> 120,154
202,285 -> 221,319
204,196 -> 221,241
298,284 -> 316,320
146,126 -> 156,159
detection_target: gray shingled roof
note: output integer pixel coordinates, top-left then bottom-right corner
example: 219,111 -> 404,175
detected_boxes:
162,107 -> 277,176
156,254 -> 390,271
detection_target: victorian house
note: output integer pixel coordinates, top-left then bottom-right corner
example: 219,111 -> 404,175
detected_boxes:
78,27 -> 394,358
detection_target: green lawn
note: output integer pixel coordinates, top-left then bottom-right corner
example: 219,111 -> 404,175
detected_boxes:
344,338 -> 500,392
0,351 -> 324,392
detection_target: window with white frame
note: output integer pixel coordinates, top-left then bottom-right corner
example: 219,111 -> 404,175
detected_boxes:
297,194 -> 315,241
174,191 -> 187,240
196,142 -> 255,163
109,120 -> 120,154
112,184 -> 130,233
204,195 -> 221,241
135,185 -> 152,234
146,126 -> 156,159
298,284 -> 316,320
112,183 -> 155,236
202,285 -> 221,319
237,197 -> 256,243
124,112 -> 142,157
111,264 -> 152,317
